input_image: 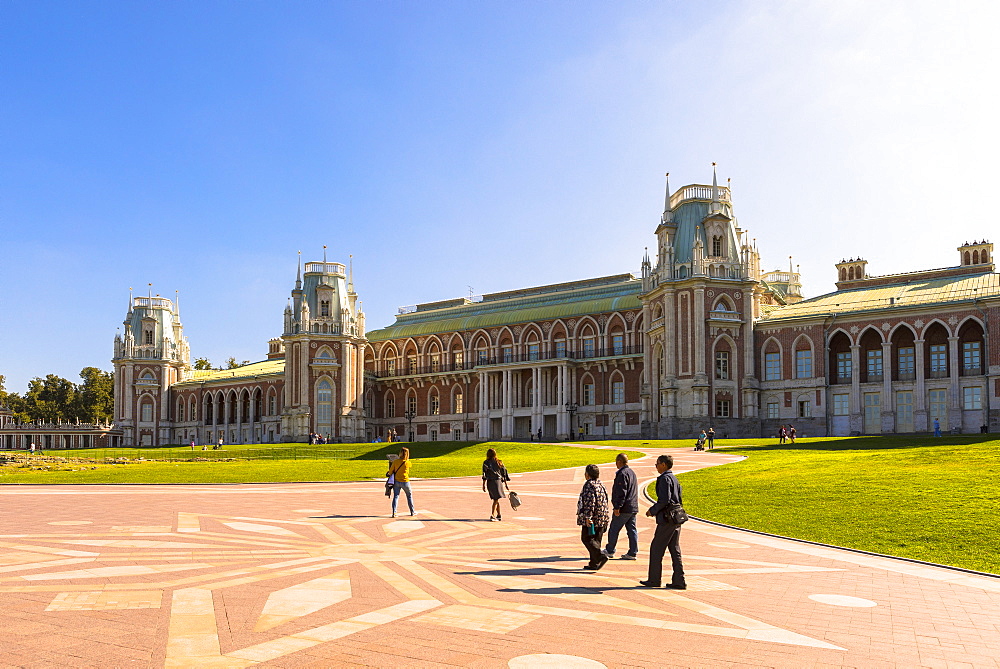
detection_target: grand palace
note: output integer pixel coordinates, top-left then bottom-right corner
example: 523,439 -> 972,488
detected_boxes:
104,170 -> 998,446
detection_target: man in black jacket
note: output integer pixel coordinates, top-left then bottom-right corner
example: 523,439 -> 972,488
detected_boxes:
602,453 -> 639,560
640,454 -> 686,589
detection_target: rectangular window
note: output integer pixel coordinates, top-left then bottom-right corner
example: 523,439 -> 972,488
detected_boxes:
963,342 -> 982,373
864,392 -> 881,433
929,344 -> 947,377
430,354 -> 440,372
454,392 -> 463,414
611,334 -> 624,355
582,383 -> 595,406
320,300 -> 330,317
477,349 -> 488,365
407,395 -> 417,415
386,397 -> 395,418
715,351 -> 730,380
141,403 -> 153,422
660,391 -> 667,407
407,356 -> 417,374
764,352 -> 780,380
527,343 -> 540,361
429,395 -> 440,415
836,352 -> 852,383
766,402 -> 779,419
612,419 -> 623,435
832,394 -> 850,415
502,347 -> 513,363
583,338 -> 596,358
795,349 -> 812,379
453,351 -> 464,367
928,389 -> 948,427
798,400 -> 811,418
896,391 -> 913,431
898,347 -> 915,380
963,386 -> 982,410
716,400 -> 731,418
867,349 -> 883,380
555,340 -> 566,358
611,381 -> 624,404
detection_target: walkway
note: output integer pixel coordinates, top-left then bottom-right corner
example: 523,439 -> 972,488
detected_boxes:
0,447 -> 998,668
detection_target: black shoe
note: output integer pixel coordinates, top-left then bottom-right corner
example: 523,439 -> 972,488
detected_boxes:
664,583 -> 687,590
592,556 -> 608,571
583,564 -> 598,570
638,580 -> 661,588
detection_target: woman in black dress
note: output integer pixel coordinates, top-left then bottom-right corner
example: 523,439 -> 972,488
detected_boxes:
482,447 -> 510,521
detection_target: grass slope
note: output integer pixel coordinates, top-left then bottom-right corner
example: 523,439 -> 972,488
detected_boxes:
0,441 -> 643,485
637,436 -> 1000,575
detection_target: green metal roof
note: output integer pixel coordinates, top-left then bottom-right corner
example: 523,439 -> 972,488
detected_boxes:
368,275 -> 643,342
761,270 -> 1000,322
176,359 -> 285,386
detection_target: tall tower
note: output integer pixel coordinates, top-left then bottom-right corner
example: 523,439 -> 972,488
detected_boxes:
112,290 -> 190,446
280,256 -> 367,442
639,166 -> 762,437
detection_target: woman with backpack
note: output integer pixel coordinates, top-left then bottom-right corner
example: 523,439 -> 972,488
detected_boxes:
482,447 -> 511,521
387,447 -> 416,518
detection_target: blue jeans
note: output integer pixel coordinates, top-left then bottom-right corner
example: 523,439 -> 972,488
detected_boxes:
604,511 -> 638,556
391,481 -> 414,515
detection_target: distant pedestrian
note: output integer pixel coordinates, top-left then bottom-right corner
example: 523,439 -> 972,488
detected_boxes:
603,454 -> 639,561
482,448 -> 510,521
697,429 -> 707,448
29,442 -> 35,454
640,454 -> 686,590
933,418 -> 942,437
577,464 -> 610,571
190,439 -> 195,451
778,426 -> 787,444
707,427 -> 715,450
387,447 -> 415,518
537,428 -> 542,442
217,436 -> 224,449
789,425 -> 797,443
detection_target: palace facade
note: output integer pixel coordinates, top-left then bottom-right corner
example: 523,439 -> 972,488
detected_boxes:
111,171 -> 999,446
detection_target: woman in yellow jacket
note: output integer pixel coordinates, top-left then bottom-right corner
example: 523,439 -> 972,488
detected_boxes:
387,447 -> 416,518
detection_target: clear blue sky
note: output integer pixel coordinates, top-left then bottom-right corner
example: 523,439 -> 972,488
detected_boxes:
2,1 -> 998,392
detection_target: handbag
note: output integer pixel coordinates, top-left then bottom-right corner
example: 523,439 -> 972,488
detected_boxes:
666,503 -> 688,525
508,491 -> 521,510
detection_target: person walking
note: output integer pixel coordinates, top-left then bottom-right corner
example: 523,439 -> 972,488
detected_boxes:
482,448 -> 510,521
190,439 -> 195,451
640,454 -> 686,589
387,447 -> 416,517
602,453 -> 639,560
577,464 -> 610,571
789,425 -> 797,443
707,427 -> 715,450
778,425 -> 787,444
933,418 -> 942,437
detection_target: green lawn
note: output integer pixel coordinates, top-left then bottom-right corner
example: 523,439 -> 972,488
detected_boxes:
0,441 -> 644,485
636,435 -> 1000,575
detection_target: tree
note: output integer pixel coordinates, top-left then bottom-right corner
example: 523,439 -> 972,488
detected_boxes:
22,374 -> 81,423
0,375 -> 29,423
225,357 -> 239,369
78,367 -> 114,424
193,357 -> 213,370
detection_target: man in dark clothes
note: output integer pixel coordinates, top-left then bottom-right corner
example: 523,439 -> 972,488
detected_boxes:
602,453 -> 639,560
640,454 -> 686,589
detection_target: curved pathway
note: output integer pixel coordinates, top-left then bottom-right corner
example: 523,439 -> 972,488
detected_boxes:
0,446 -> 998,668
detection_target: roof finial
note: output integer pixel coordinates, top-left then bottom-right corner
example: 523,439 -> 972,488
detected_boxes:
323,245 -> 327,263
174,290 -> 180,317
662,172 -> 672,221
147,283 -> 152,300
348,254 -> 354,292
295,251 -> 302,290
711,163 -> 719,203
789,255 -> 793,274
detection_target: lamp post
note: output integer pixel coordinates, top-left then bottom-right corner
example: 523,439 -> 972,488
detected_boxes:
565,402 -> 578,441
404,409 -> 416,443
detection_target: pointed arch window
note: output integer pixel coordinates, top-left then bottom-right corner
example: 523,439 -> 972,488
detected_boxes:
316,380 -> 333,428
453,390 -> 464,414
385,394 -> 396,418
429,392 -> 440,415
406,394 -> 417,415
144,330 -> 154,345
610,379 -> 625,404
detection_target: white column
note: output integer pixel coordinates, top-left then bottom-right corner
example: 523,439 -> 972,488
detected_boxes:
850,344 -> 862,433
882,341 -> 894,433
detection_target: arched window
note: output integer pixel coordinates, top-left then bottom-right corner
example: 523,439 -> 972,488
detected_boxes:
267,390 -> 276,415
848,266 -> 855,280
828,332 -> 852,384
429,391 -> 440,415
839,267 -> 847,281
205,396 -> 214,423
973,250 -> 980,264
959,320 -> 985,375
983,249 -> 990,263
320,300 -> 330,317
189,397 -> 197,421
453,389 -> 464,414
316,380 -> 333,431
144,329 -> 154,345
609,375 -> 625,404
965,251 -> 972,265
385,393 -> 396,418
794,338 -> 813,379
176,398 -> 185,422
406,392 -> 417,415
763,339 -> 781,381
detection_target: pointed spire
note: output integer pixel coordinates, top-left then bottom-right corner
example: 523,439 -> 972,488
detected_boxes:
711,163 -> 719,203
323,245 -> 327,263
295,251 -> 302,290
789,255 -> 794,274
348,254 -> 354,293
127,287 -> 133,314
147,283 -> 152,300
661,172 -> 673,224
174,290 -> 180,317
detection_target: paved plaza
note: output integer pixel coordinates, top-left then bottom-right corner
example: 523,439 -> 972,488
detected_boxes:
1,446 -> 999,668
